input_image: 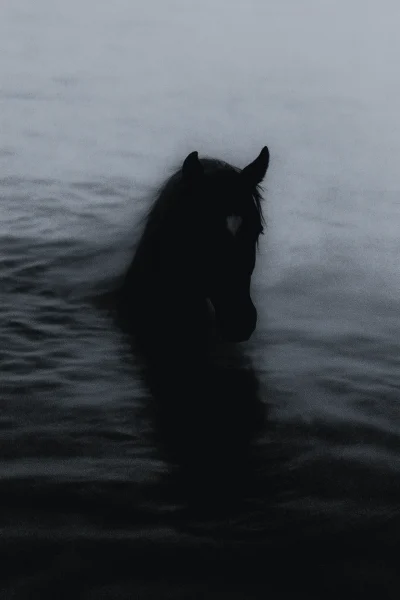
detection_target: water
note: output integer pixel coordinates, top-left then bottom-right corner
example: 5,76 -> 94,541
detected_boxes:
1,0 -> 400,596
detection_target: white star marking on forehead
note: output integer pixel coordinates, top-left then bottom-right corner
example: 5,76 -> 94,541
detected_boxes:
226,215 -> 243,236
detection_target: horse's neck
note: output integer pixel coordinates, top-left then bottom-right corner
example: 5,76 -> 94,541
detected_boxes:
130,218 -> 200,286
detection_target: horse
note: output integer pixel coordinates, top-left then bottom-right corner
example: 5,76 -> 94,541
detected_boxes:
117,146 -> 270,350
115,149 -> 270,512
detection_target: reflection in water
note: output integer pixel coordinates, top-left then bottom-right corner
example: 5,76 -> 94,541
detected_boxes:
121,312 -> 266,520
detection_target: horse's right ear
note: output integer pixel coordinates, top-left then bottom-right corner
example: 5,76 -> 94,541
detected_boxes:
241,146 -> 270,186
182,151 -> 204,183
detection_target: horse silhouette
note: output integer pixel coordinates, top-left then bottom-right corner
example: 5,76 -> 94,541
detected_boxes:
116,148 -> 270,518
117,147 -> 269,350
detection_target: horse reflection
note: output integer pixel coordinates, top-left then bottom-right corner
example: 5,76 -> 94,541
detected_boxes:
143,343 -> 265,517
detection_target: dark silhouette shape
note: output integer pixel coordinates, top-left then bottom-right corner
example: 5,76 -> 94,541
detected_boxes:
115,148 -> 270,519
117,147 -> 269,348
146,345 -> 267,521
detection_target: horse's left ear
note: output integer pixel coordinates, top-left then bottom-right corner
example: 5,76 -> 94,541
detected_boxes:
241,146 -> 270,186
182,151 -> 204,183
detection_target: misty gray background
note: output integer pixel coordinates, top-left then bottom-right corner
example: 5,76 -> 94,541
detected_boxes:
1,0 -> 400,509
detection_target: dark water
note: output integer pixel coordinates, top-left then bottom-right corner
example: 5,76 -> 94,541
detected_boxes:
2,0 -> 400,597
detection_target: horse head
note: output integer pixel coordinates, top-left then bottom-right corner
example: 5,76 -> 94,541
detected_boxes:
180,147 -> 269,342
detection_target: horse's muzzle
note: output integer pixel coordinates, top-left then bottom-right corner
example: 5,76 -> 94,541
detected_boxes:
213,294 -> 257,342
